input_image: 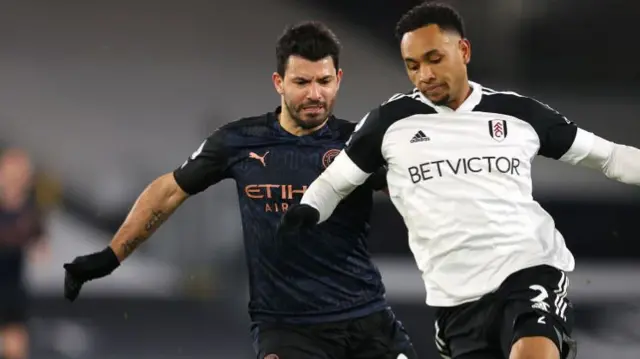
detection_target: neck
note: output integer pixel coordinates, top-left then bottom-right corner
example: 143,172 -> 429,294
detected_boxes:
278,105 -> 328,136
447,80 -> 473,110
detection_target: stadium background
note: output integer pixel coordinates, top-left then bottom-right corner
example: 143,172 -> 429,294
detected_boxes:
1,0 -> 640,358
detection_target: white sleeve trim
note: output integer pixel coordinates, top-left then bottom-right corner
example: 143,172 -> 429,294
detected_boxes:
300,151 -> 371,223
558,128 -> 596,165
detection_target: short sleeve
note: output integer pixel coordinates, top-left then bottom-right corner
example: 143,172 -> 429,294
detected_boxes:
365,165 -> 388,191
173,129 -> 232,195
526,100 -> 579,159
343,111 -> 387,173
345,94 -> 436,173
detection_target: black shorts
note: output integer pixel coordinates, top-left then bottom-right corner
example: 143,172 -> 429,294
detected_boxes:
0,286 -> 28,326
251,308 -> 417,359
433,265 -> 577,359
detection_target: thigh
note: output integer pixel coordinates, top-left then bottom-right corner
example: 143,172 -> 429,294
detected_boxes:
252,322 -> 345,359
498,266 -> 577,359
347,309 -> 417,359
433,299 -> 499,359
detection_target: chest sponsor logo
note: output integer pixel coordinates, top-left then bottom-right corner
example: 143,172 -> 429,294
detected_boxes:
408,156 -> 522,183
244,184 -> 307,212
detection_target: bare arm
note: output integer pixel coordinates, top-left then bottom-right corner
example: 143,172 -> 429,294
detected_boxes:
63,130 -> 235,302
109,172 -> 189,261
109,127 -> 235,260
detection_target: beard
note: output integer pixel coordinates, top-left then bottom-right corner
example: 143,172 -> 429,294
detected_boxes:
284,99 -> 332,130
429,93 -> 450,106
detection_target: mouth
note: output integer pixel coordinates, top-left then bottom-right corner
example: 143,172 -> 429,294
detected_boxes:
301,105 -> 325,114
424,84 -> 444,93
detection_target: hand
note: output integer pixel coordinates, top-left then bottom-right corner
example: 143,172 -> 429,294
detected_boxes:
277,204 -> 320,237
28,239 -> 50,264
63,247 -> 120,302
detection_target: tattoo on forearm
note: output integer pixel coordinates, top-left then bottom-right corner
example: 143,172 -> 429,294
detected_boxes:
120,210 -> 166,257
121,236 -> 145,257
144,210 -> 166,232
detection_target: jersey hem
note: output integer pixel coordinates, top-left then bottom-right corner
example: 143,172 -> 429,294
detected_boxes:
249,297 -> 388,324
425,260 -> 574,307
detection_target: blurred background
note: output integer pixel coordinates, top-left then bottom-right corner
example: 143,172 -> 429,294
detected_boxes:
1,0 -> 639,358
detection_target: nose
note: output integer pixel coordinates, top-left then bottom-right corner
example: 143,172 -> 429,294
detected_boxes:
307,82 -> 322,100
419,65 -> 436,83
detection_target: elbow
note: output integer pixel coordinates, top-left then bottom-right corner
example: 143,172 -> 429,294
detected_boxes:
152,173 -> 190,206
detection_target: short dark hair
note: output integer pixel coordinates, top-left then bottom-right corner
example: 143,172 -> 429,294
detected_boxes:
395,2 -> 465,40
275,21 -> 341,77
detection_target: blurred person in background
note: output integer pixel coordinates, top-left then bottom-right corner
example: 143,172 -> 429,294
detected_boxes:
280,2 -> 640,359
0,148 -> 48,359
63,21 -> 417,359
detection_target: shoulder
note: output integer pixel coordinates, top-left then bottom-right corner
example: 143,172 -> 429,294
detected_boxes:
203,112 -> 275,149
475,87 -> 568,125
327,117 -> 356,141
376,90 -> 437,119
354,91 -> 437,136
215,113 -> 272,137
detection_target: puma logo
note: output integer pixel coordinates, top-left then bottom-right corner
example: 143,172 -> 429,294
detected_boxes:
249,151 -> 269,167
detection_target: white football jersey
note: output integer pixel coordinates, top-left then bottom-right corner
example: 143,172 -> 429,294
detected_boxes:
334,82 -> 595,306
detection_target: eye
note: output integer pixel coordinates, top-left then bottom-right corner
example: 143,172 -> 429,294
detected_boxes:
406,63 -> 419,71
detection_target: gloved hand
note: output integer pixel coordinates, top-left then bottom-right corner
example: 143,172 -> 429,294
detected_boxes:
277,204 -> 320,237
63,247 -> 121,302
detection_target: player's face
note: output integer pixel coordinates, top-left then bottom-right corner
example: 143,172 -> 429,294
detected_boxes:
400,25 -> 470,107
273,55 -> 342,130
0,151 -> 33,193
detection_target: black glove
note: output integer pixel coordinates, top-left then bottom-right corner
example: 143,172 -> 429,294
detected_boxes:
278,204 -> 320,237
63,246 -> 121,302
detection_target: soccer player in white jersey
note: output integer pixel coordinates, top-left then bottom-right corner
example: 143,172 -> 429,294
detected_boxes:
277,2 -> 640,359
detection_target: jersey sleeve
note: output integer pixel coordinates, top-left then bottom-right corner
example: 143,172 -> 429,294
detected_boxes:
366,165 -> 388,191
301,151 -> 373,223
173,129 -> 233,195
526,99 -> 591,160
344,108 -> 388,173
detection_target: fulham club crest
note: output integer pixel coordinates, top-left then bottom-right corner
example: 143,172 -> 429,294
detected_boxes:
488,119 -> 507,142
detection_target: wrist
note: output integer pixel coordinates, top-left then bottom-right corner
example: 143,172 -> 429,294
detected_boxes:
108,243 -> 125,263
93,246 -> 120,277
101,246 -> 121,266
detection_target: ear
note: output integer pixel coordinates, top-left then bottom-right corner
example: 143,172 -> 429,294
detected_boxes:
272,72 -> 284,95
460,39 -> 471,65
335,68 -> 343,90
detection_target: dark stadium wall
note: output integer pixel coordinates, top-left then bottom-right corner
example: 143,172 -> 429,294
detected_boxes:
308,0 -> 422,49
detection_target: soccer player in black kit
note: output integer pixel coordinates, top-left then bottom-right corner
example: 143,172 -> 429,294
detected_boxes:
0,149 -> 48,359
62,22 -> 417,359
